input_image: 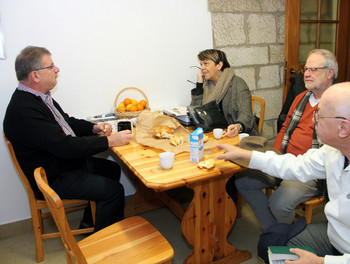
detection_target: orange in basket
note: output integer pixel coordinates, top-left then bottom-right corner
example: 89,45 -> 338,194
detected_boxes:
114,87 -> 150,119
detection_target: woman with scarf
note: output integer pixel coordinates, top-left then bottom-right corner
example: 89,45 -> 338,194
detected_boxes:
190,49 -> 258,137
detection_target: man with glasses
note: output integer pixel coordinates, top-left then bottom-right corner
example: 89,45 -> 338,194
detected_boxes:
228,49 -> 337,232
217,82 -> 350,263
3,46 -> 132,232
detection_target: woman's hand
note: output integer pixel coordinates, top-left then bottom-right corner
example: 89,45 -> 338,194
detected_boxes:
93,122 -> 112,136
285,248 -> 324,264
197,69 -> 204,83
225,124 -> 241,138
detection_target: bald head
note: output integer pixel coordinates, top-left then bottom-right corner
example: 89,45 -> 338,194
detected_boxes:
320,82 -> 350,120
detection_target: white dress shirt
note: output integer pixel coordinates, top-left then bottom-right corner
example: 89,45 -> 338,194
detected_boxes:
249,145 -> 350,264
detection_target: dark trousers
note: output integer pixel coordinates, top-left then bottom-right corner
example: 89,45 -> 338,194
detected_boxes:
51,157 -> 124,232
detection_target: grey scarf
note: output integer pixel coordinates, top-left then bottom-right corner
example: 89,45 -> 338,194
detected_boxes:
281,91 -> 319,153
202,68 -> 235,104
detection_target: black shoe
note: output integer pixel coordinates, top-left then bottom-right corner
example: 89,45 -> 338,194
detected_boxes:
79,220 -> 94,229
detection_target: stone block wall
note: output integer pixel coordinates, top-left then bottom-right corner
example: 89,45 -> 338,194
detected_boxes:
208,0 -> 285,141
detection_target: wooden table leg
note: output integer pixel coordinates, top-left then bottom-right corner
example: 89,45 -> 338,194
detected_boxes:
181,175 -> 251,264
124,169 -> 187,219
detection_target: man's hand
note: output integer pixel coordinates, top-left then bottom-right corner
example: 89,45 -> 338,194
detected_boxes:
107,130 -> 132,147
285,248 -> 324,264
93,122 -> 112,136
225,124 -> 241,138
216,143 -> 252,163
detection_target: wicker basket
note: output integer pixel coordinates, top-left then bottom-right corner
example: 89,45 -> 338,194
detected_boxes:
114,87 -> 150,119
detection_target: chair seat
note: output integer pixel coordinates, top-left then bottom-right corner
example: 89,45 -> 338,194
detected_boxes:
78,216 -> 174,264
301,196 -> 325,206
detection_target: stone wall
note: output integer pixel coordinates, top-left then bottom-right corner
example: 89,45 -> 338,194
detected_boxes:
208,0 -> 285,141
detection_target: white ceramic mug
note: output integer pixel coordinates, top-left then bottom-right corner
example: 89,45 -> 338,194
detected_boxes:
239,133 -> 249,141
159,152 -> 175,170
213,128 -> 224,140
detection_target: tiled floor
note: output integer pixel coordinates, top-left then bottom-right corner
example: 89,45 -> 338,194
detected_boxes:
0,192 -> 326,264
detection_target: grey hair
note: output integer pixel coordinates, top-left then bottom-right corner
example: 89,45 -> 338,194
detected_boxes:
15,46 -> 51,81
308,49 -> 338,81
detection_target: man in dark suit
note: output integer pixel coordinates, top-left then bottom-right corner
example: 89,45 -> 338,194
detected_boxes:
4,46 -> 132,232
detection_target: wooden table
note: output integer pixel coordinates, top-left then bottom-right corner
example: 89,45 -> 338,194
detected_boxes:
112,132 -> 251,264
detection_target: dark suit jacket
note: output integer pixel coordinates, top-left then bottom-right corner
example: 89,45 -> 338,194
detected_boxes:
3,89 -> 108,196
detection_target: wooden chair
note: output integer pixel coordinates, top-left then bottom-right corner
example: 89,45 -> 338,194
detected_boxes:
266,186 -> 325,224
34,167 -> 174,264
251,96 -> 265,136
3,132 -> 95,262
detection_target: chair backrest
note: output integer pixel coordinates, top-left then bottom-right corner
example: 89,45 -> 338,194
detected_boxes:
3,132 -> 38,202
251,96 -> 265,136
34,167 -> 87,264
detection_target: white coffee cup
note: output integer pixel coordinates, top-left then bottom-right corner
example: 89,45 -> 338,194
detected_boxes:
213,128 -> 224,140
239,133 -> 249,141
159,152 -> 175,170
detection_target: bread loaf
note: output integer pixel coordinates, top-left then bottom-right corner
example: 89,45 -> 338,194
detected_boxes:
153,125 -> 174,139
170,135 -> 186,146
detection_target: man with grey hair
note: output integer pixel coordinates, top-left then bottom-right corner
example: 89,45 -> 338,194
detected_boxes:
217,82 -> 350,263
228,49 -> 338,232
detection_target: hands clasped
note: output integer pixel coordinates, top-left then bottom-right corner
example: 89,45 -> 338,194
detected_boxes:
93,122 -> 132,147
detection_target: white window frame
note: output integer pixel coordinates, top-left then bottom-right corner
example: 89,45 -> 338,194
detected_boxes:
0,19 -> 6,60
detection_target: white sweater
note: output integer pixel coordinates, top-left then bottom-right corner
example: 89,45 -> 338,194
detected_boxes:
249,145 -> 350,264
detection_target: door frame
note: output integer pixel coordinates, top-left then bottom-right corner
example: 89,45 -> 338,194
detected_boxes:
283,0 -> 350,103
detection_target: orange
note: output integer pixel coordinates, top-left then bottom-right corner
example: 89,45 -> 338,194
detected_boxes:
125,104 -> 133,111
123,98 -> 131,106
136,104 -> 144,111
129,105 -> 137,112
139,99 -> 147,107
118,105 -> 126,112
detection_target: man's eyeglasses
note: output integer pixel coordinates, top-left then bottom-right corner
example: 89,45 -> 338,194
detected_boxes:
33,64 -> 55,71
301,66 -> 328,74
313,109 -> 347,123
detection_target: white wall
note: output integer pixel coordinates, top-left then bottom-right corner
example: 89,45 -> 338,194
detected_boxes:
0,0 -> 212,225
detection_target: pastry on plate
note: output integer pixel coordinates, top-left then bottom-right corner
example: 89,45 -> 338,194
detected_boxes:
154,125 -> 174,139
170,134 -> 186,146
197,159 -> 215,170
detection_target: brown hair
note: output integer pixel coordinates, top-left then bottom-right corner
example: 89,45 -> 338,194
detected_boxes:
198,49 -> 230,71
